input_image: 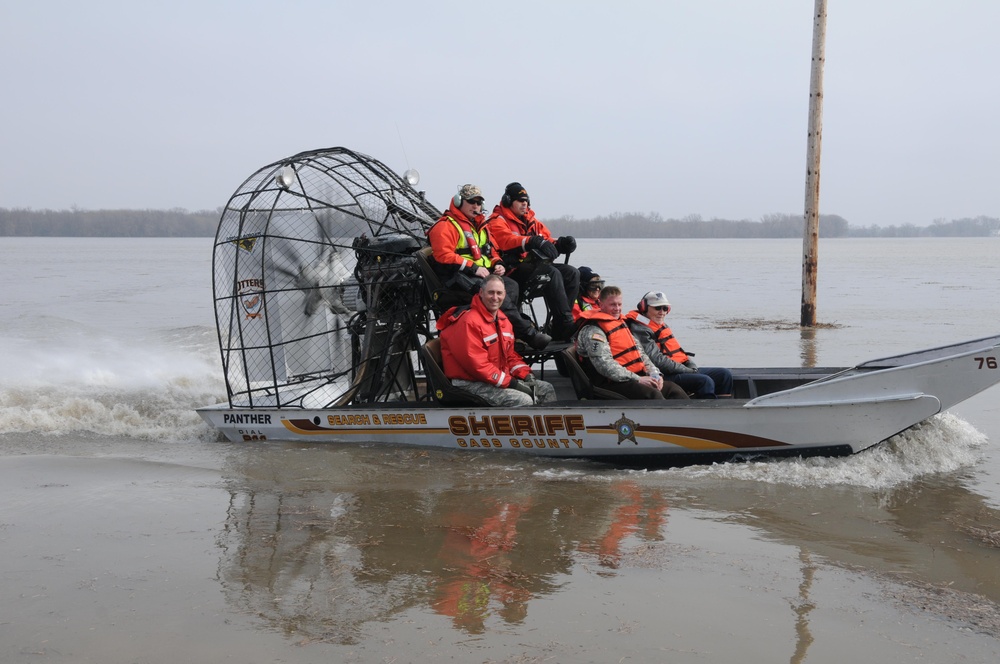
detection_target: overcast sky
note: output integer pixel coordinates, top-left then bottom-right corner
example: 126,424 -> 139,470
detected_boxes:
2,0 -> 997,227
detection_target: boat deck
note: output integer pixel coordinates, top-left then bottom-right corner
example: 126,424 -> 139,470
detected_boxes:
417,354 -> 842,407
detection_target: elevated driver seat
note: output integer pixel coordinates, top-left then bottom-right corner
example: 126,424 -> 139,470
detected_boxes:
414,246 -> 472,314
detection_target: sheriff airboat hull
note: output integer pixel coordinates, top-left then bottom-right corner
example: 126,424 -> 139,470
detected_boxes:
198,147 -> 1000,467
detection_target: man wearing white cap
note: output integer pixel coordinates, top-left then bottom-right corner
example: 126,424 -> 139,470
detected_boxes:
625,291 -> 733,398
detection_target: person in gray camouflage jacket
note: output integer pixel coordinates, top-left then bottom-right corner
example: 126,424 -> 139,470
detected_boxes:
574,286 -> 688,400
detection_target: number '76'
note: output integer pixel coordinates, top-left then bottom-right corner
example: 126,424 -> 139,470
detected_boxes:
974,357 -> 998,369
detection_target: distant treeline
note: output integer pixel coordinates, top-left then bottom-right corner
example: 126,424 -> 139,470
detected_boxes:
0,208 -> 219,237
554,212 -> 1000,238
845,215 -> 1000,237
556,212 -> 852,238
1,207 -> 997,238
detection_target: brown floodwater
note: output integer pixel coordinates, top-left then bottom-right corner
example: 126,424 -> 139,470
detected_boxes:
3,418 -> 1000,663
3,237 -> 1000,661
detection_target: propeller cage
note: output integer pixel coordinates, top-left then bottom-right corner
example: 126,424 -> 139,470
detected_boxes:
211,147 -> 439,408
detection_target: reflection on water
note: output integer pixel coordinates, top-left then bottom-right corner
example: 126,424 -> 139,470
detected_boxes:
216,448 -> 669,642
215,428 -> 1000,647
790,548 -> 816,664
667,464 -> 1000,613
579,482 -> 668,572
799,327 -> 817,368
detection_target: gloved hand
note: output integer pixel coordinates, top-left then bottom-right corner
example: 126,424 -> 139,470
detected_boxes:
521,373 -> 537,384
555,235 -> 577,255
508,377 -> 535,399
526,235 -> 558,261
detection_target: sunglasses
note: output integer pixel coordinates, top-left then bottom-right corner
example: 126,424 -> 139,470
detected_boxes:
585,281 -> 605,291
651,305 -> 670,312
467,198 -> 484,206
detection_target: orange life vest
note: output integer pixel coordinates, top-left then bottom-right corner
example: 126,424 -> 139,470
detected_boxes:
624,311 -> 689,364
578,310 -> 646,373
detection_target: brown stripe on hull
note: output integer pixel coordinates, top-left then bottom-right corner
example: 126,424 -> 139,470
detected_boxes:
280,417 -> 787,449
284,418 -> 325,432
641,426 -> 791,449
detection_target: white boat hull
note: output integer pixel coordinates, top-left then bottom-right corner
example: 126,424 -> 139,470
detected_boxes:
197,394 -> 939,464
198,333 -> 1000,467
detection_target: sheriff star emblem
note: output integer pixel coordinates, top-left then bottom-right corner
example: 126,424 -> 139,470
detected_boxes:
610,413 -> 639,445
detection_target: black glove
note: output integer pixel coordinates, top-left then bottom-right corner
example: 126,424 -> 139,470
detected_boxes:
508,377 -> 535,398
555,235 -> 577,255
526,235 -> 558,261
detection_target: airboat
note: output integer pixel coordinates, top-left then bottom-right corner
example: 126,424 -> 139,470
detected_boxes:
196,147 -> 1000,467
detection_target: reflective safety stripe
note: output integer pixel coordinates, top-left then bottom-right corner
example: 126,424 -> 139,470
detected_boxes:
447,217 -> 492,268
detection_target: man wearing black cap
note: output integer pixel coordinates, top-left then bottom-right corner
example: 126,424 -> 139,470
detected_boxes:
487,182 -> 580,341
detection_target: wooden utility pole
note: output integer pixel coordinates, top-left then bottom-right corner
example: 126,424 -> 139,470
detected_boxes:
801,0 -> 827,327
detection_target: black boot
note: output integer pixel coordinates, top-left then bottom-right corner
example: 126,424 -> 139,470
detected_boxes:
551,315 -> 577,342
527,330 -> 552,350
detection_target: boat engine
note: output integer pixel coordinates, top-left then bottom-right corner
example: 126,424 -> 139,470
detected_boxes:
351,233 -> 425,402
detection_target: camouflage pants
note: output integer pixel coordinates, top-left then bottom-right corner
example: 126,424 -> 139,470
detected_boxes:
452,378 -> 557,406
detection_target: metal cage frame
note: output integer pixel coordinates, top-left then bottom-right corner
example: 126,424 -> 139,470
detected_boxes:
210,147 -> 440,409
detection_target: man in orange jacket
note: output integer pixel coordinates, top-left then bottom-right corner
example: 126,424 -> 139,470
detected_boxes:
437,274 -> 556,406
487,182 -> 580,341
427,184 -> 550,350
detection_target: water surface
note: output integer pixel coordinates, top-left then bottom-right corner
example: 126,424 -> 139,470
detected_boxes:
2,236 -> 999,662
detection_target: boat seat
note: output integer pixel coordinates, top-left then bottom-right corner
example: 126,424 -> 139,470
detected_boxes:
559,347 -> 628,400
419,338 -> 491,406
417,246 -> 553,327
516,339 -> 572,380
414,246 -> 472,314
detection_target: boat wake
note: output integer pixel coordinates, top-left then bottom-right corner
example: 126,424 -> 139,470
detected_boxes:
669,412 -> 988,489
0,323 -> 225,442
527,414 -> 989,489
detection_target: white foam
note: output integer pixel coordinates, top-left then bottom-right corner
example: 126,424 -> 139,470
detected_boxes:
669,412 -> 988,489
533,467 -> 614,482
0,326 -> 226,442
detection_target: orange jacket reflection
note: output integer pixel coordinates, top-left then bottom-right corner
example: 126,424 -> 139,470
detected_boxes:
581,483 -> 668,568
431,500 -> 533,633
